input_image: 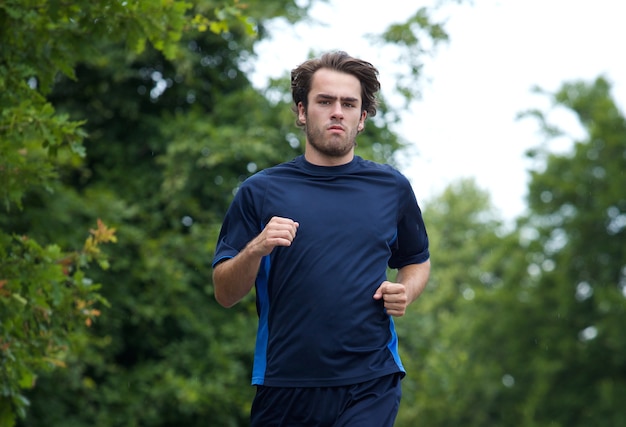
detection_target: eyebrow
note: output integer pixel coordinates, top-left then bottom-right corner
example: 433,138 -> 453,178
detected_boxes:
315,93 -> 360,103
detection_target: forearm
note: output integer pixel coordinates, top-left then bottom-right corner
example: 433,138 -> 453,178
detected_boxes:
213,246 -> 263,308
397,260 -> 431,304
213,216 -> 299,308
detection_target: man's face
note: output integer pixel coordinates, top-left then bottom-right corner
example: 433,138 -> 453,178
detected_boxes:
298,68 -> 367,162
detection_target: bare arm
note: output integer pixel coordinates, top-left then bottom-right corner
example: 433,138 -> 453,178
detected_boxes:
373,260 -> 431,317
213,216 -> 299,308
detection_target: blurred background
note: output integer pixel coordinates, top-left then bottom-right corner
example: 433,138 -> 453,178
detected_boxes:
1,0 -> 625,426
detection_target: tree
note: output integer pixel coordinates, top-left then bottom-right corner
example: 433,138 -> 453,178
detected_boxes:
394,178 -> 508,426
1,0 -> 463,425
512,76 -> 626,425
398,77 -> 626,426
1,1 -> 250,425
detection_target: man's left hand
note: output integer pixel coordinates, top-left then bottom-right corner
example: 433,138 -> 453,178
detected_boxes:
373,281 -> 409,317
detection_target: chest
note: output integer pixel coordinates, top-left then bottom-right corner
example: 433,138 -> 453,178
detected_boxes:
260,176 -> 399,244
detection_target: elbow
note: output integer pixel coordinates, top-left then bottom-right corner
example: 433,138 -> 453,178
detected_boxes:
424,258 -> 432,278
213,278 -> 233,308
212,270 -> 238,308
214,288 -> 237,308
421,259 -> 432,287
212,260 -> 255,308
215,295 -> 236,308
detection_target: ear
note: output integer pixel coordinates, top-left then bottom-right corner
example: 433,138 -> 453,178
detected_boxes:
358,110 -> 367,132
298,102 -> 306,124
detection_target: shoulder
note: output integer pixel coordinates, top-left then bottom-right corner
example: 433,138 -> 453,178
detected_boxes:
354,157 -> 412,187
354,156 -> 402,174
241,158 -> 300,186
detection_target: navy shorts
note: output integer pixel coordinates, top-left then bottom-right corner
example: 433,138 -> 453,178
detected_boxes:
250,373 -> 402,427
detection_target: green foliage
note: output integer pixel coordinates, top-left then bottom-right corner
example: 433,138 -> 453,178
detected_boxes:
0,220 -> 116,425
395,178 -> 507,426
0,0 -> 201,209
1,0 -> 470,425
374,4 -> 454,104
395,77 -> 626,427
13,0 -> 625,425
516,77 -> 626,425
3,0 -> 314,425
0,0 -> 229,424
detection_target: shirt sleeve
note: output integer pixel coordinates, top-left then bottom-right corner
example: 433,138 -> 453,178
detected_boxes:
388,175 -> 430,269
212,176 -> 265,268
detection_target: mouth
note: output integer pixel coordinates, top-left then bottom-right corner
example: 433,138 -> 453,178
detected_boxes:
328,125 -> 344,132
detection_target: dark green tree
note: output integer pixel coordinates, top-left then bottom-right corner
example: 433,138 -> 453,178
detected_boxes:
1,0 -> 198,424
2,0 -> 461,425
394,178 -> 507,426
399,77 -> 626,427
511,76 -> 626,426
11,3 -> 310,425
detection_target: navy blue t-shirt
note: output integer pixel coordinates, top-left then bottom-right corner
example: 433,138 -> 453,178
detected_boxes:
212,155 -> 430,387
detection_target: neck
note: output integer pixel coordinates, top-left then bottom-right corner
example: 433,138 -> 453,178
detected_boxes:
304,144 -> 354,167
304,151 -> 354,167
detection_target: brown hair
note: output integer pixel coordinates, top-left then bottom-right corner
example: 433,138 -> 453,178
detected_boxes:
290,51 -> 380,127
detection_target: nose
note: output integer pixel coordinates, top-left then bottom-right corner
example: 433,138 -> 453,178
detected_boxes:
330,101 -> 344,119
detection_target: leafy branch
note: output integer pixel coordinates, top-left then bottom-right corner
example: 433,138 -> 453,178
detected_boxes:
0,220 -> 116,425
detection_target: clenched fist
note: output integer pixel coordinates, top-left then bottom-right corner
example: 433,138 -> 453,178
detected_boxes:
247,216 -> 299,257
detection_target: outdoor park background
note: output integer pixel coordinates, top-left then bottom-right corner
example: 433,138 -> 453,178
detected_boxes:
252,0 -> 626,222
1,1 -> 625,426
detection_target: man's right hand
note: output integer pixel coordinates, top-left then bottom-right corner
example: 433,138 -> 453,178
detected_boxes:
246,216 -> 299,257
213,216 -> 299,308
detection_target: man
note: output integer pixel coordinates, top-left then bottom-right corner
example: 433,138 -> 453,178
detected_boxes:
212,51 -> 430,426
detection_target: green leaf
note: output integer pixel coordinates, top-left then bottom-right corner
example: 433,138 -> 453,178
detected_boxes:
11,293 -> 27,306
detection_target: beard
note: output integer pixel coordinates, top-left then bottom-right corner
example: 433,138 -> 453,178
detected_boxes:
305,123 -> 358,158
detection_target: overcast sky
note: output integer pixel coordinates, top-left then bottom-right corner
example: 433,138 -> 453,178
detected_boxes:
250,0 -> 626,221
